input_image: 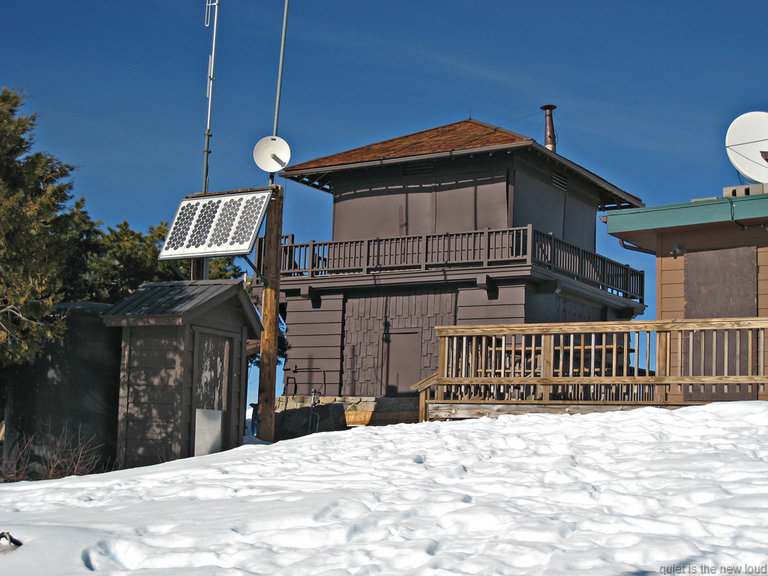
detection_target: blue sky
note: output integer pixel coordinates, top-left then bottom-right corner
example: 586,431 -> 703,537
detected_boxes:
5,1 -> 768,394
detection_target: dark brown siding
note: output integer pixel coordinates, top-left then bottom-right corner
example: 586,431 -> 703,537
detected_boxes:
282,294 -> 344,395
456,284 -> 526,324
512,154 -> 599,252
331,158 -> 508,241
277,149 -> 638,404
526,289 -> 606,324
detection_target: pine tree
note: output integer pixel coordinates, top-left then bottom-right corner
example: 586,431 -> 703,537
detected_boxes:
0,88 -> 79,366
0,87 -> 245,367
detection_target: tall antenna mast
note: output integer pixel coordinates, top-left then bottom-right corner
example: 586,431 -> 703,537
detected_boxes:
202,0 -> 220,195
269,0 -> 289,186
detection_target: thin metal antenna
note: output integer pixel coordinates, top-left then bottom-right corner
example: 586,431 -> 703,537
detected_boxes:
269,0 -> 289,186
202,0 -> 220,195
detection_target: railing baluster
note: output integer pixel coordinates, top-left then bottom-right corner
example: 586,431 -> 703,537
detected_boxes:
688,331 -> 694,377
645,330 -> 651,375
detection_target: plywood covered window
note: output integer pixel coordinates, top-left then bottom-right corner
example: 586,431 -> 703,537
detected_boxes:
685,246 -> 756,318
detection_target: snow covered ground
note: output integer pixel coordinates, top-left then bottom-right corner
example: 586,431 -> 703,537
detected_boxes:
2,402 -> 768,575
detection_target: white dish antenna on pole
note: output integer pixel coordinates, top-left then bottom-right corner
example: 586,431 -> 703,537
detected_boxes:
725,111 -> 768,184
253,136 -> 291,174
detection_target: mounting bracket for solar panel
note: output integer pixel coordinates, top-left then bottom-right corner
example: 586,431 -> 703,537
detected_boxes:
240,254 -> 269,287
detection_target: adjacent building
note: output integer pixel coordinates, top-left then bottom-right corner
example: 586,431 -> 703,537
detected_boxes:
607,184 -> 768,320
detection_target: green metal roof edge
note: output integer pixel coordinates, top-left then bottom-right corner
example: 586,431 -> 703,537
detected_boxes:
606,194 -> 768,234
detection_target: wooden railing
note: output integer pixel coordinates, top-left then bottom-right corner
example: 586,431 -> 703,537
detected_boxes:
532,231 -> 644,301
256,226 -> 643,302
416,318 -> 768,420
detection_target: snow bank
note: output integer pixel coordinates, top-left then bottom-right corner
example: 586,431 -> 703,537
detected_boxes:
2,402 -> 768,575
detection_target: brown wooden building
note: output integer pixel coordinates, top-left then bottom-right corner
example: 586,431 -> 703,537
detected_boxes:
607,186 -> 768,320
103,280 -> 261,467
269,118 -> 645,401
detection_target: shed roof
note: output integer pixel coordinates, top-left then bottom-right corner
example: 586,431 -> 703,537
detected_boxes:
102,280 -> 262,336
281,118 -> 642,209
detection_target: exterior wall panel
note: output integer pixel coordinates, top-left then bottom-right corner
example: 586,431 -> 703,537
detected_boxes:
513,171 -> 564,238
456,284 -> 526,325
282,294 -> 344,395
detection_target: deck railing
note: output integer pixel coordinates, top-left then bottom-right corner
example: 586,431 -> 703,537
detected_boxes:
257,225 -> 643,302
417,318 -> 768,420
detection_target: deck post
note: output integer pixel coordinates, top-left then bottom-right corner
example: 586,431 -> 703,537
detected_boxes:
307,241 -> 315,277
526,224 -> 534,265
419,388 -> 427,422
656,330 -> 670,402
437,334 -> 448,402
542,334 -> 554,400
760,328 -> 768,401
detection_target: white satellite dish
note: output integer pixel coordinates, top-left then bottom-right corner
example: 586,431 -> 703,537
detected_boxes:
253,136 -> 291,173
725,111 -> 768,184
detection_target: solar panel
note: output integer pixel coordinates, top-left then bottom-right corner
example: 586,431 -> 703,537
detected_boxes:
158,189 -> 272,260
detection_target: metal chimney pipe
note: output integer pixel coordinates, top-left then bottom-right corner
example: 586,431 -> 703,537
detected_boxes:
541,104 -> 557,153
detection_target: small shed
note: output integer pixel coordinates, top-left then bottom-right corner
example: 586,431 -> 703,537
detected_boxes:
103,280 -> 262,468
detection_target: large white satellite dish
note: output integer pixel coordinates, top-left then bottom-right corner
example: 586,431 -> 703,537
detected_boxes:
253,136 -> 291,173
725,111 -> 768,184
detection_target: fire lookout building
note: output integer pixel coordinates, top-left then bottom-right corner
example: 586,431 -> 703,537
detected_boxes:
266,117 -> 645,402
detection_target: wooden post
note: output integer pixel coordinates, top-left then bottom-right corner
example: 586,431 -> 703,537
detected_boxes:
257,185 -> 284,442
656,331 -> 672,402
436,335 -> 447,402
542,334 -> 553,400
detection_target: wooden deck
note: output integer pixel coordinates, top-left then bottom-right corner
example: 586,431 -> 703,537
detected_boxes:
415,318 -> 768,421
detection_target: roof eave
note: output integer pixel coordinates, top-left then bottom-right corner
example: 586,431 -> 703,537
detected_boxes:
529,143 -> 644,209
281,141 -> 533,192
283,140 -> 642,210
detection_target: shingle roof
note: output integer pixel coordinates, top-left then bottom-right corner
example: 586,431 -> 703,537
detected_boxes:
280,118 -> 643,208
102,280 -> 262,335
284,119 -> 531,173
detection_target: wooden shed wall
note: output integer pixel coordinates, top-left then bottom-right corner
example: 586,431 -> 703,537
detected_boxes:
117,298 -> 252,468
190,323 -> 248,453
118,325 -> 186,468
189,299 -> 250,453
